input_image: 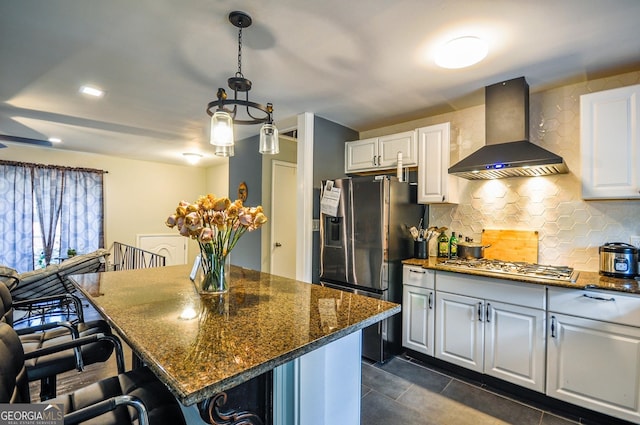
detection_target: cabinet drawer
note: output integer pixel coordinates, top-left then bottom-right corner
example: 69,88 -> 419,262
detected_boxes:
403,266 -> 434,289
435,271 -> 545,309
548,287 -> 640,327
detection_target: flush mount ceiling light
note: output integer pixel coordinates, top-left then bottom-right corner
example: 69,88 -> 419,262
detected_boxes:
206,11 -> 279,157
182,152 -> 203,165
48,137 -> 62,143
79,85 -> 105,98
435,36 -> 488,69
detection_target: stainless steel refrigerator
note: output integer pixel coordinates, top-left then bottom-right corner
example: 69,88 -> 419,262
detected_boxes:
319,175 -> 423,362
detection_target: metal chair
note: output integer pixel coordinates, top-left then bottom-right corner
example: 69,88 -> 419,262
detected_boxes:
0,280 -> 124,400
0,321 -> 187,425
8,249 -> 110,325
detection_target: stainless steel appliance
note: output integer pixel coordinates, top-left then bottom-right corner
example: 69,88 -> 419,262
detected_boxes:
599,243 -> 639,278
319,175 -> 422,362
448,77 -> 568,179
439,258 -> 579,282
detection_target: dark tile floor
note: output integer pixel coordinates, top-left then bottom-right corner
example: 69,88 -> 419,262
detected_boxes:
362,354 -> 582,425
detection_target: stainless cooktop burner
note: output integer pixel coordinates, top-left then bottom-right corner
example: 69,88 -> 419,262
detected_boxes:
439,258 -> 579,282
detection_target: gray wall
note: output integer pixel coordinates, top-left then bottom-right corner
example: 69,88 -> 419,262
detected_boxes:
312,116 -> 358,283
228,134 -> 263,271
227,116 -> 358,276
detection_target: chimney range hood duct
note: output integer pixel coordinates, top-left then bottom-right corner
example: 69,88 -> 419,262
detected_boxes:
448,77 -> 568,180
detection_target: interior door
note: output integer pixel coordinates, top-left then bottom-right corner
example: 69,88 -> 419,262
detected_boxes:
136,234 -> 187,265
270,160 -> 297,279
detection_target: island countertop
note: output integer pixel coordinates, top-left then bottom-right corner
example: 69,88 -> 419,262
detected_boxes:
70,265 -> 399,406
403,257 -> 640,294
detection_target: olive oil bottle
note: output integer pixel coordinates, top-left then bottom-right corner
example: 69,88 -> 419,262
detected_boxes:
437,231 -> 449,258
449,232 -> 458,259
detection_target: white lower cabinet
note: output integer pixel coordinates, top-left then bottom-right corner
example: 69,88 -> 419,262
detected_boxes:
402,266 -> 435,356
435,271 -> 546,392
547,287 -> 640,423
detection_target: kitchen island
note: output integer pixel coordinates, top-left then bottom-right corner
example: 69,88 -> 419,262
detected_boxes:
70,264 -> 400,425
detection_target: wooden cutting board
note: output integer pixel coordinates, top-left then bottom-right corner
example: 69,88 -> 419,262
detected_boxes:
481,229 -> 539,263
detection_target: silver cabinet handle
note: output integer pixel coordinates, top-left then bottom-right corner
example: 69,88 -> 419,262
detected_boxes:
373,156 -> 377,166
428,292 -> 433,309
409,269 -> 426,274
583,293 -> 615,302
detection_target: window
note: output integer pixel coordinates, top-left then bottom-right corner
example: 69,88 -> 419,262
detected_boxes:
0,161 -> 105,272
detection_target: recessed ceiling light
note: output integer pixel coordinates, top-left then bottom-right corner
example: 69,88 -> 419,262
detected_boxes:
182,152 -> 203,165
435,36 -> 488,69
79,85 -> 105,98
48,137 -> 62,143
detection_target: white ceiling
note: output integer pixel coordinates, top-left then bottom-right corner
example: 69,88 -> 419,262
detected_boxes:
1,0 -> 639,166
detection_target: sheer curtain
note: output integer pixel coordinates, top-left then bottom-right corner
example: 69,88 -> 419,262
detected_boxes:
0,163 -> 34,272
59,169 -> 104,254
33,167 -> 65,265
0,161 -> 105,272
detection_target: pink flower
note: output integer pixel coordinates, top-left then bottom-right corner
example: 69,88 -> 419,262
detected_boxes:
199,227 -> 213,243
165,214 -> 177,228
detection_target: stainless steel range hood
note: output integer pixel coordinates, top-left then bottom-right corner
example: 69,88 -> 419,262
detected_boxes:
448,77 -> 568,180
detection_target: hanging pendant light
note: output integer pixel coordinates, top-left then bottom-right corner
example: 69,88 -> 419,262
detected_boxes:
214,143 -> 235,157
206,11 -> 279,156
210,110 -> 234,147
259,122 -> 279,154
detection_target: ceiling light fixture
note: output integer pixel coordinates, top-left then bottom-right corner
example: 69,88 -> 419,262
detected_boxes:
182,152 -> 203,165
48,137 -> 62,143
79,85 -> 105,98
435,36 -> 488,69
206,11 -> 279,157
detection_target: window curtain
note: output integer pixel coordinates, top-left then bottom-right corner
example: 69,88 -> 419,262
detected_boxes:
0,163 -> 34,272
33,167 -> 64,265
0,160 -> 105,272
59,169 -> 104,254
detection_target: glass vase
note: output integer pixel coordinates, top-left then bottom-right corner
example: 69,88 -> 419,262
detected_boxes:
199,252 -> 230,295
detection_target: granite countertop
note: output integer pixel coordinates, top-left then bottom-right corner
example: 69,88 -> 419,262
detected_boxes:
70,265 -> 399,406
403,257 -> 640,294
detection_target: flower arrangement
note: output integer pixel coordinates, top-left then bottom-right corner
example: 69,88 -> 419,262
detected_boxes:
165,194 -> 267,293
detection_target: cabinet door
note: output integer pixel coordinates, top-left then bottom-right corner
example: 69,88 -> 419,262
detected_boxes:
417,122 -> 458,204
547,313 -> 640,423
345,138 -> 378,172
580,84 -> 640,199
378,131 -> 417,168
484,301 -> 545,392
402,285 -> 435,356
435,292 -> 483,372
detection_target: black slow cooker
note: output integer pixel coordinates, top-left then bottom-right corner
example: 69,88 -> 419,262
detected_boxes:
599,243 -> 639,278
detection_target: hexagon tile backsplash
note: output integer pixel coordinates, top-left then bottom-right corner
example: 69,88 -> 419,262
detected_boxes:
428,71 -> 640,272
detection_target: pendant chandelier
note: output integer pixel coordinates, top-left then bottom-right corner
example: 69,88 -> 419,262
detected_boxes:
206,11 -> 279,157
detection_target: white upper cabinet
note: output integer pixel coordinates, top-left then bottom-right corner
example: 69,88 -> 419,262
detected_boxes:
344,131 -> 416,173
417,122 -> 458,204
580,84 -> 640,199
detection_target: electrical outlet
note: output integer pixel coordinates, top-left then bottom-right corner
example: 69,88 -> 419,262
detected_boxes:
630,235 -> 640,248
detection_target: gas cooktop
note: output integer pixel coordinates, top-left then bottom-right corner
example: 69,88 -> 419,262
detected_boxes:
438,258 -> 579,282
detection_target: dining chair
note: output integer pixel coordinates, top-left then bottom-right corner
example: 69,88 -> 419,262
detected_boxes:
0,280 -> 124,401
0,321 -> 187,425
